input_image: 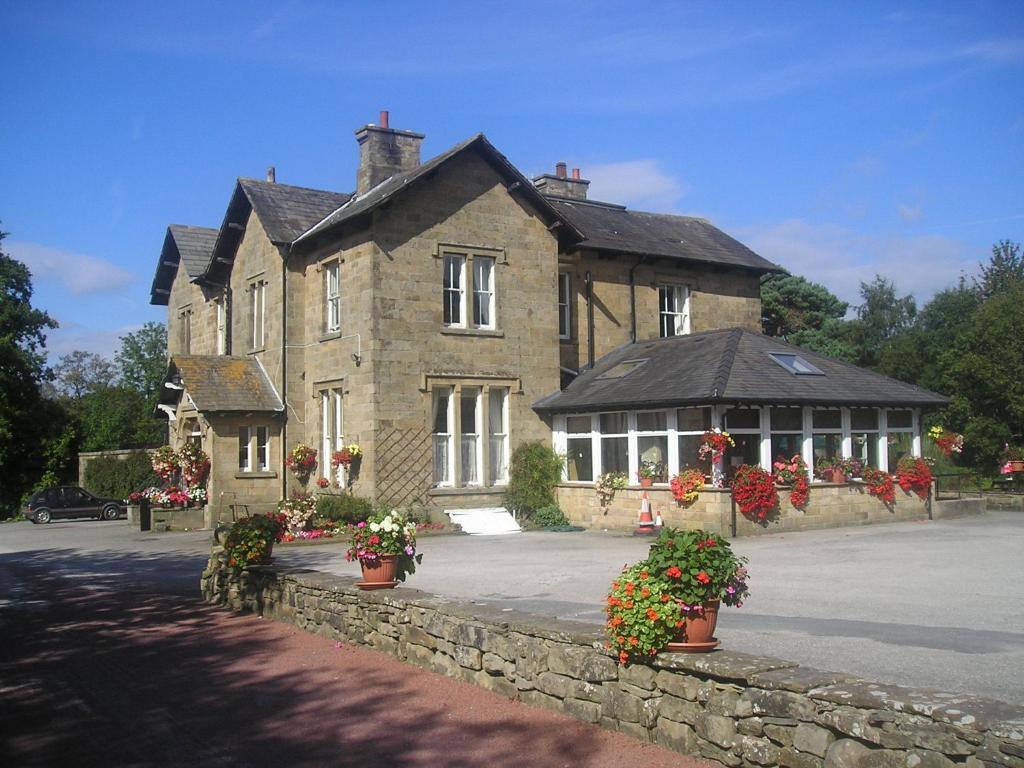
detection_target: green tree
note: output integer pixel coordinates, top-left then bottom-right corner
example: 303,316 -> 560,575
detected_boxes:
760,273 -> 848,337
504,442 -> 564,519
938,285 -> 1024,470
974,240 -> 1023,300
846,276 -> 916,368
76,385 -> 163,451
49,349 -> 118,399
116,322 -> 167,400
0,225 -> 59,513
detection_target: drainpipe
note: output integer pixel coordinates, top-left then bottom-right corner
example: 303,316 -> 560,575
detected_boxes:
280,248 -> 289,502
585,270 -> 595,369
628,255 -> 646,343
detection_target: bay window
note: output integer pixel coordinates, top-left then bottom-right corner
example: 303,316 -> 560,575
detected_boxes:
599,412 -> 629,475
886,409 -> 914,470
636,410 -> 669,483
769,406 -> 803,462
565,415 -> 594,481
724,407 -> 762,473
677,406 -> 712,476
851,408 -> 880,470
812,408 -> 843,473
432,383 -> 511,488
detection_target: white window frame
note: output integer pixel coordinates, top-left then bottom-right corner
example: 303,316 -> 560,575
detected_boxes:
432,386 -> 455,487
320,388 -> 344,485
460,387 -> 483,487
659,284 -> 690,337
325,261 -> 341,334
250,279 -> 266,350
561,413 -> 598,482
488,387 -> 509,486
238,425 -> 269,473
442,254 -> 466,327
472,257 -> 495,329
558,272 -> 573,340
215,296 -> 228,355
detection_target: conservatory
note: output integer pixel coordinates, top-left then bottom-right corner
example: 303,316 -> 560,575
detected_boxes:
534,328 -> 949,487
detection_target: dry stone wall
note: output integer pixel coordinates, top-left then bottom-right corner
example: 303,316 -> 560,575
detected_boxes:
201,557 -> 1023,768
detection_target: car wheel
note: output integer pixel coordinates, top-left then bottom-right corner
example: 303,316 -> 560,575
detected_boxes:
35,509 -> 52,524
102,505 -> 120,521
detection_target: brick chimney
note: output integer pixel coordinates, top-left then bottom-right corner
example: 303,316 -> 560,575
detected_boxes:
354,110 -> 425,195
532,162 -> 590,200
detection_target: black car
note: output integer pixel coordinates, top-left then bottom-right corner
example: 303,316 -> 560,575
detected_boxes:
23,486 -> 125,524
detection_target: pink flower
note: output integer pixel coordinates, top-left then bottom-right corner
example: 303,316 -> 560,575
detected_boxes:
404,545 -> 414,555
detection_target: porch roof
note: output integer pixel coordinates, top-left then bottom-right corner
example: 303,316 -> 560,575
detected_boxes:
532,328 -> 950,414
157,355 -> 284,415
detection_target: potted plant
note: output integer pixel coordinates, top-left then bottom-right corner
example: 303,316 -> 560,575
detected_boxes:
730,464 -> 779,523
698,428 -> 734,487
151,445 -> 179,482
840,457 -> 864,479
330,443 -> 364,486
861,466 -> 895,505
345,508 -> 423,589
605,527 -> 750,661
815,456 -> 847,484
222,513 -> 285,570
928,426 -> 964,459
637,460 -> 665,487
278,491 -> 317,534
999,446 -> 1024,473
669,468 -> 705,505
596,471 -> 628,506
604,563 -> 684,665
285,443 -> 318,484
896,456 -> 933,499
773,454 -> 809,509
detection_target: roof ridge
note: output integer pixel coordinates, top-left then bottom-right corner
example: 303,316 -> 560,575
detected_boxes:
711,328 -> 743,399
238,177 -> 351,197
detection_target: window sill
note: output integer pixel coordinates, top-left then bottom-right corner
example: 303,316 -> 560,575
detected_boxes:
428,485 -> 506,497
440,327 -> 504,338
234,471 -> 278,479
319,330 -> 343,343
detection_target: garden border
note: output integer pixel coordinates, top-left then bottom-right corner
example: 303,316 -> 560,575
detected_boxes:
201,555 -> 1023,768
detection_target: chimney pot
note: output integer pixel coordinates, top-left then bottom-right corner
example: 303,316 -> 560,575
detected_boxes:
379,110 -> 389,129
572,168 -> 580,179
555,162 -> 567,178
266,166 -> 276,183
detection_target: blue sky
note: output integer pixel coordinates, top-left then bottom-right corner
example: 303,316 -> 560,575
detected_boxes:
2,0 -> 1022,359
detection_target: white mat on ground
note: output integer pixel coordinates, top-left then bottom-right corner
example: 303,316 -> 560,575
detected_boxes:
445,507 -> 521,535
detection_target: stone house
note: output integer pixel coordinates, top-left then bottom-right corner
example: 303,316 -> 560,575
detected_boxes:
150,112 -> 943,524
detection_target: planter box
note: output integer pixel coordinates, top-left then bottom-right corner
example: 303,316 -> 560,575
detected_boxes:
148,506 -> 207,531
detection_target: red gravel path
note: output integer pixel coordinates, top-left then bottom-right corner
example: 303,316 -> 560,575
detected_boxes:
0,563 -> 710,767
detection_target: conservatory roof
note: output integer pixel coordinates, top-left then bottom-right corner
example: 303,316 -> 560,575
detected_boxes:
533,328 -> 950,414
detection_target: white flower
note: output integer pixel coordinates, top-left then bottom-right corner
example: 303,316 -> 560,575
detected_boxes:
369,522 -> 380,532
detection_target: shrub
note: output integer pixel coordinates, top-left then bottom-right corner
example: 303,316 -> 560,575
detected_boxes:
532,504 -> 569,527
316,493 -> 374,525
84,451 -> 160,499
223,514 -> 285,569
504,442 -> 564,519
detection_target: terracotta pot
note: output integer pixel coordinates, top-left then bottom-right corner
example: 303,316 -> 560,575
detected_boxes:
828,468 -> 847,484
1009,460 -> 1024,473
664,599 -> 720,653
640,477 -> 654,488
357,554 -> 399,590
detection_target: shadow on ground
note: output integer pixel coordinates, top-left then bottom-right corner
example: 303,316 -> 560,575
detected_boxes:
0,548 -> 629,768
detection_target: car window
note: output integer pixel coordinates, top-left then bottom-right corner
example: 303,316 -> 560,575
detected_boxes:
63,488 -> 88,506
44,489 -> 60,505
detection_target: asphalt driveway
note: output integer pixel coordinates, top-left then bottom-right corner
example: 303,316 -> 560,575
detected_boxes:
2,510 -> 1022,706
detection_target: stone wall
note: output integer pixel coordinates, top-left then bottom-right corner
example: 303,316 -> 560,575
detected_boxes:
554,482 -> 982,536
201,560 -> 1024,768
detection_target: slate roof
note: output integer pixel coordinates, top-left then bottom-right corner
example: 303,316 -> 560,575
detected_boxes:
293,133 -> 582,247
149,225 -> 219,306
533,328 -> 949,413
159,355 -> 284,414
545,198 -> 781,273
237,179 -> 352,244
202,179 -> 352,287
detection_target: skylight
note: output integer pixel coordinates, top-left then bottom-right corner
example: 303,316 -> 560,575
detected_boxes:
768,353 -> 825,376
597,359 -> 648,380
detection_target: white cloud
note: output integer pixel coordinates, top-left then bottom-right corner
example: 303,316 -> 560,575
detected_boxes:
735,218 -> 977,306
584,160 -> 689,211
7,241 -> 136,295
44,321 -> 143,360
897,203 -> 923,223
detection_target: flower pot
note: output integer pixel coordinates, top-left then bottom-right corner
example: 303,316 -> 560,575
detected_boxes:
357,554 -> 399,590
640,477 -> 654,488
664,599 -> 720,653
1009,461 -> 1024,473
828,468 -> 847,484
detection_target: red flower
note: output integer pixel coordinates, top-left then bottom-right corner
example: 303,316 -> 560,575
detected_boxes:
646,607 -> 659,621
696,571 -> 710,584
666,566 -> 682,579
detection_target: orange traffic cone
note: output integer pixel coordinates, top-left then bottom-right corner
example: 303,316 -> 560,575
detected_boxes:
633,491 -> 657,536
